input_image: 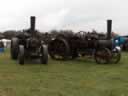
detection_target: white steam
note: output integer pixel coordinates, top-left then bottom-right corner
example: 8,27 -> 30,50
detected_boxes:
40,9 -> 69,31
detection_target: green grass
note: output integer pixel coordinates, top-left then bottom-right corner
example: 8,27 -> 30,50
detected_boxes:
0,49 -> 128,96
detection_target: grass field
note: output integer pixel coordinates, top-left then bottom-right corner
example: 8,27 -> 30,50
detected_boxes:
0,49 -> 128,96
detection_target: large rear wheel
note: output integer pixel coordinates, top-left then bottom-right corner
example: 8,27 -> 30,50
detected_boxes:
48,38 -> 70,60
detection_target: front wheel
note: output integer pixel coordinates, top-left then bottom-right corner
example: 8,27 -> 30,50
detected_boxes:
94,48 -> 112,64
18,45 -> 25,65
11,38 -> 19,60
111,47 -> 121,64
40,45 -> 48,64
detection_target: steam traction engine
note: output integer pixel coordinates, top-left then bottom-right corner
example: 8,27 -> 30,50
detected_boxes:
48,20 -> 121,64
11,16 -> 48,65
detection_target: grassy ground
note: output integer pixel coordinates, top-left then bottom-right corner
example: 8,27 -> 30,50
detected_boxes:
0,49 -> 128,96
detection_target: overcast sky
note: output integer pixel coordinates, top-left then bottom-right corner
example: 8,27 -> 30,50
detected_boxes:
0,0 -> 127,35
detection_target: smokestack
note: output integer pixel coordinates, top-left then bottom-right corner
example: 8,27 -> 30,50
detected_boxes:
30,16 -> 36,31
107,19 -> 112,40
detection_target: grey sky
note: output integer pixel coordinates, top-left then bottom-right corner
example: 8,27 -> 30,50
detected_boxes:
0,0 -> 127,35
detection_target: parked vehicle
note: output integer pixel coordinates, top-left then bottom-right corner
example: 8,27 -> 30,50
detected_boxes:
48,20 -> 121,64
11,16 -> 48,65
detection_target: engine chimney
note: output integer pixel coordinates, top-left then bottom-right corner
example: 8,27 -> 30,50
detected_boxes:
107,19 -> 112,40
30,16 -> 36,31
